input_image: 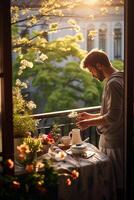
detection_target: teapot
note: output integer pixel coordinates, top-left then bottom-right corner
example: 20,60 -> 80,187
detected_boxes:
69,128 -> 82,145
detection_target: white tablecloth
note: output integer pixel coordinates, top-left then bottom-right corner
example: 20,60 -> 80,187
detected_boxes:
56,143 -> 116,200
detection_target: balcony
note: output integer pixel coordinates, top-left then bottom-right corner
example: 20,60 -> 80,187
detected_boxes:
32,105 -> 101,147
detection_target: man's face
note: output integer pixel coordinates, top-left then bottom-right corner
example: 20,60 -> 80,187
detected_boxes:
87,65 -> 105,82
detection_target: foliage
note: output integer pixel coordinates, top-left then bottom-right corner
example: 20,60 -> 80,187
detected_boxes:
11,0 -> 104,114
0,135 -> 79,200
50,124 -> 61,136
16,136 -> 43,165
0,158 -> 58,200
68,111 -> 78,128
40,133 -> 55,145
38,123 -> 62,145
13,114 -> 36,138
13,85 -> 37,137
111,60 -> 124,71
11,1 -> 124,113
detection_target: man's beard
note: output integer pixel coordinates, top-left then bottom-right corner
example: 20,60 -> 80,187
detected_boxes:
96,70 -> 105,82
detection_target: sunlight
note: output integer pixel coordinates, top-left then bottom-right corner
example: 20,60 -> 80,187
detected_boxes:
84,0 -> 98,5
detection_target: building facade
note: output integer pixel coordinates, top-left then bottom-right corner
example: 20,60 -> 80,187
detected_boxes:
49,2 -> 124,61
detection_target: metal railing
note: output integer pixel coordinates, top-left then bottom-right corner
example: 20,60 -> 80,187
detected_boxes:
31,106 -> 101,147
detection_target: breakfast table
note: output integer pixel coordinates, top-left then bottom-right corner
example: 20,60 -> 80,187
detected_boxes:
15,142 -> 116,200
43,143 -> 116,200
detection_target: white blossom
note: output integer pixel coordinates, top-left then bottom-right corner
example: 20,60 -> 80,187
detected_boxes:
68,111 -> 78,119
39,53 -> 48,61
20,59 -> 33,68
27,101 -> 36,110
15,79 -> 27,88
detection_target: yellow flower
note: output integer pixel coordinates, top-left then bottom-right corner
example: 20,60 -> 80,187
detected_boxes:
17,143 -> 30,154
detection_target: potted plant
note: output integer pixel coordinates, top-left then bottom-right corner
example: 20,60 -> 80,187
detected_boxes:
13,85 -> 37,156
0,136 -> 79,200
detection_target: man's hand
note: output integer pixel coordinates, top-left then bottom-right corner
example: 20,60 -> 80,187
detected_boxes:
76,112 -> 104,130
76,112 -> 94,121
76,119 -> 91,131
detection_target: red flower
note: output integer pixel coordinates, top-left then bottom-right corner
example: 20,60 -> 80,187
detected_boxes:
41,133 -> 55,145
47,133 -> 53,138
66,178 -> 71,186
71,170 -> 79,180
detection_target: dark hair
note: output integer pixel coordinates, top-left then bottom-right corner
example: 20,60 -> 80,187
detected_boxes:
81,49 -> 111,69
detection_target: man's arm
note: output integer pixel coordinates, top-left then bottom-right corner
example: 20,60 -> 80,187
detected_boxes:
77,112 -> 101,121
76,114 -> 107,131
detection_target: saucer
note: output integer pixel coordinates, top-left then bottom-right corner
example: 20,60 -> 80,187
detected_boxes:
70,143 -> 87,154
66,148 -> 95,158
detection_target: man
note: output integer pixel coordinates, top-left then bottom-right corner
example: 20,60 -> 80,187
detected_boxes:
76,49 -> 124,198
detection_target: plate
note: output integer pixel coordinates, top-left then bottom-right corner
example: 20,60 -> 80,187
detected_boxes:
66,148 -> 95,158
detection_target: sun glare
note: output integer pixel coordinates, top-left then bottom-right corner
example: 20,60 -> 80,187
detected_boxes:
84,0 -> 98,5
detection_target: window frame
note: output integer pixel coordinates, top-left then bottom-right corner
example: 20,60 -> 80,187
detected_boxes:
114,28 -> 122,59
0,0 -> 14,170
87,29 -> 95,51
99,28 -> 107,51
0,0 -> 133,198
124,0 -> 134,198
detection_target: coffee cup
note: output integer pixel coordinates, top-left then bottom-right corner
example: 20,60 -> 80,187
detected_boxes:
61,136 -> 71,146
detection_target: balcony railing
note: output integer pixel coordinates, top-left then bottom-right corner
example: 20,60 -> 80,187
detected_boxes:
31,106 -> 101,147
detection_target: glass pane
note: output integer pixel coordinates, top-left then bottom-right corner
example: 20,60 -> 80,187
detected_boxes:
0,78 -> 2,154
